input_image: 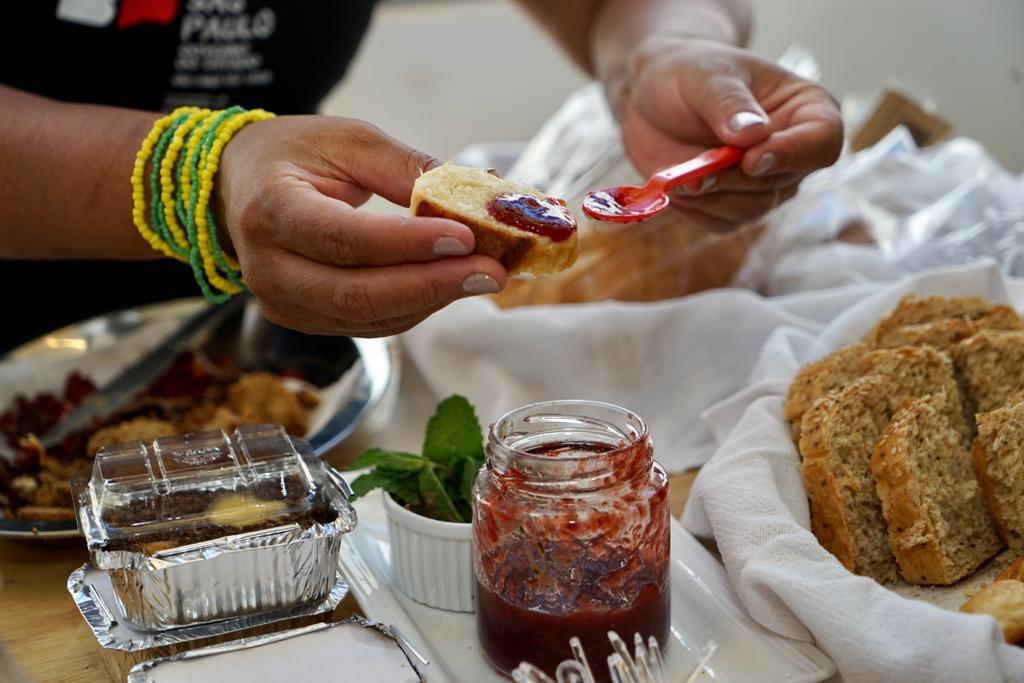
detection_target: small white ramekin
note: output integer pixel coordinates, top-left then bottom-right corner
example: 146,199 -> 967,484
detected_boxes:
383,492 -> 475,612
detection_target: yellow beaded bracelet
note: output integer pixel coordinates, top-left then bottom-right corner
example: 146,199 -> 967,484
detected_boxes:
159,108 -> 211,254
192,108 -> 275,295
180,111 -> 218,213
132,106 -> 275,302
131,111 -> 189,262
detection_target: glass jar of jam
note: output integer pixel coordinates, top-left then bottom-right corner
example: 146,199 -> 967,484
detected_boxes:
472,400 -> 670,681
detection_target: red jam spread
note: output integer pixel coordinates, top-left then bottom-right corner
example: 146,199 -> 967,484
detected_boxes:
582,189 -> 628,216
582,189 -> 648,223
529,441 -> 612,457
473,438 -> 670,683
476,581 -> 670,679
486,193 -> 577,242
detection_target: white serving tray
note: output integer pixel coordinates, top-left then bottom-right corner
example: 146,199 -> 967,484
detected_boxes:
338,486 -> 836,683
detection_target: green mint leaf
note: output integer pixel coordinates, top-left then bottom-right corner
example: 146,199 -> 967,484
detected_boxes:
376,452 -> 430,473
383,473 -> 425,509
352,395 -> 486,524
348,448 -> 424,472
455,498 -> 472,523
349,470 -> 391,499
349,468 -> 423,508
416,464 -> 464,523
347,447 -> 389,470
422,395 -> 484,468
446,455 -> 481,523
455,456 -> 482,510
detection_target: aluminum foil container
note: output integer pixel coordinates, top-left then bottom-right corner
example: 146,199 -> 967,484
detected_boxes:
72,426 -> 357,630
106,519 -> 346,629
96,478 -> 352,629
126,618 -> 428,683
67,562 -> 349,651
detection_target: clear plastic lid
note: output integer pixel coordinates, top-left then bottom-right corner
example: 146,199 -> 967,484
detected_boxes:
73,424 -> 320,542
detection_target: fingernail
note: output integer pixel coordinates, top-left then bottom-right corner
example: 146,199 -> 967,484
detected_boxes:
433,236 -> 471,256
699,174 -> 717,193
752,153 -> 777,176
728,111 -> 768,132
462,273 -> 501,294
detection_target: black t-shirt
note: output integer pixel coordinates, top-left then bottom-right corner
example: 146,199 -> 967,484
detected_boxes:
0,0 -> 377,352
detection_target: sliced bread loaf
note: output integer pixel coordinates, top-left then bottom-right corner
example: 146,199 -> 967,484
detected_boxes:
973,400 -> 1024,550
871,394 -> 1003,585
799,376 -> 900,583
798,347 -> 970,583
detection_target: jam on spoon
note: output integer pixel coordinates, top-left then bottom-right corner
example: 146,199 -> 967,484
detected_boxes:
583,145 -> 743,224
487,193 -> 577,243
582,189 -> 635,221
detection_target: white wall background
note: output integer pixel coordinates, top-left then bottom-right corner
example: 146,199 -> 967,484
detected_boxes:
749,0 -> 1024,171
321,0 -> 587,165
322,0 -> 1024,176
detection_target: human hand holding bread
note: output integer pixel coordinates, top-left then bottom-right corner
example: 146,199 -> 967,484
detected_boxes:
213,114 -> 592,337
214,116 -> 510,338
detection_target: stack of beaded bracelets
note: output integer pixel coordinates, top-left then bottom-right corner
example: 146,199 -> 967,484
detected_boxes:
131,105 -> 275,303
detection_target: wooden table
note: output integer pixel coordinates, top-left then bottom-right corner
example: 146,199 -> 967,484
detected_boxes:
0,471 -> 699,682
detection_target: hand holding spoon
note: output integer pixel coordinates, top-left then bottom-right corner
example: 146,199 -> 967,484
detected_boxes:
582,145 -> 743,223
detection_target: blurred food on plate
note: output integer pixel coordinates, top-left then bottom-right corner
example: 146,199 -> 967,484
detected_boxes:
0,350 -> 319,521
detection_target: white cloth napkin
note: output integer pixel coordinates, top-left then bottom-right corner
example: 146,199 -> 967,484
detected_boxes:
402,282 -> 877,472
683,260 -> 1024,682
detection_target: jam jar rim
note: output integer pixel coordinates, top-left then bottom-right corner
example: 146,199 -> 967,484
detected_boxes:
486,399 -> 652,493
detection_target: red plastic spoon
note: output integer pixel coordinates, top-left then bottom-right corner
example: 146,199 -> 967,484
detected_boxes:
582,145 -> 743,223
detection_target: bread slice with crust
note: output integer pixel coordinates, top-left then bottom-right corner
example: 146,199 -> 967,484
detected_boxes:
876,313 -> 1024,352
785,343 -> 871,441
800,376 -> 899,582
960,580 -> 1024,644
974,400 -> 1024,550
998,557 -> 1024,581
863,295 -> 1020,347
855,346 -> 970,448
871,394 -> 1003,585
410,163 -> 579,276
954,330 -> 1024,414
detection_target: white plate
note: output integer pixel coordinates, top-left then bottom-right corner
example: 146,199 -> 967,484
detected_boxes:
339,486 -> 836,683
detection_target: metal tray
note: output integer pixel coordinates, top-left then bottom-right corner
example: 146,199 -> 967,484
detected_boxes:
0,297 -> 399,539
